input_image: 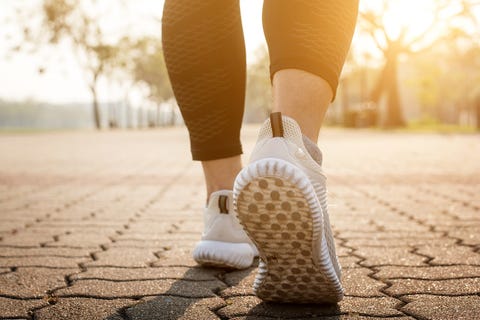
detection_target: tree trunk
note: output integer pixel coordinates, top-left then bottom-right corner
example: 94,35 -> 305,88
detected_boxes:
475,94 -> 480,130
108,103 -> 115,129
157,104 -> 163,127
170,104 -> 175,126
138,108 -> 143,128
341,78 -> 354,127
370,48 -> 405,128
91,86 -> 101,129
370,65 -> 386,104
384,52 -> 405,127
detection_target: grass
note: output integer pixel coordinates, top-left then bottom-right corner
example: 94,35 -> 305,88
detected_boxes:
400,119 -> 478,134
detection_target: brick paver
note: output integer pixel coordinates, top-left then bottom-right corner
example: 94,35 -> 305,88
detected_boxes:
0,127 -> 479,319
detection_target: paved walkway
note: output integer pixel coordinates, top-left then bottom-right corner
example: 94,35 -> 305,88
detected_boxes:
0,126 -> 479,320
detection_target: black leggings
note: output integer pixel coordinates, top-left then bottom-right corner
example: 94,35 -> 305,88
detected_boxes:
162,0 -> 358,161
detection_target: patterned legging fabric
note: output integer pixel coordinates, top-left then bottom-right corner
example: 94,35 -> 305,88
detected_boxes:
162,0 -> 358,161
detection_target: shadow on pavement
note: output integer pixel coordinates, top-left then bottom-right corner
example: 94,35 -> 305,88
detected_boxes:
103,267 -> 227,320
242,302 -> 341,319
104,264 -> 341,319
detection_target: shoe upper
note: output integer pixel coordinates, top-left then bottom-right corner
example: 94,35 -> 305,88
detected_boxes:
249,114 -> 341,278
250,115 -> 327,184
202,190 -> 256,245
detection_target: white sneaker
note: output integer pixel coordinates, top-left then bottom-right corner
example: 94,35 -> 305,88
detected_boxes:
233,112 -> 343,303
192,190 -> 258,269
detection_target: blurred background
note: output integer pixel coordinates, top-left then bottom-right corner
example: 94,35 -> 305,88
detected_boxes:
0,0 -> 479,132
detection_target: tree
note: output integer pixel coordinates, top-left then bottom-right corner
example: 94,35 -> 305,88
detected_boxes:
442,10 -> 480,128
358,0 -> 480,127
19,0 -> 126,129
122,37 -> 174,126
130,38 -> 173,105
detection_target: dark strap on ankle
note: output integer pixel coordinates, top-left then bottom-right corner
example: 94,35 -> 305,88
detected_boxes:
218,195 -> 229,214
270,112 -> 284,137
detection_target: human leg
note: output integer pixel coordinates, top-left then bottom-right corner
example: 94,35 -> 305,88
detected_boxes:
263,0 -> 358,141
233,0 -> 359,302
162,0 -> 256,269
162,0 -> 246,198
202,156 -> 242,202
271,69 -> 332,143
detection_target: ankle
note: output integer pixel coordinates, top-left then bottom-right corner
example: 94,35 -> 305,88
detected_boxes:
202,155 -> 242,202
272,69 -> 333,143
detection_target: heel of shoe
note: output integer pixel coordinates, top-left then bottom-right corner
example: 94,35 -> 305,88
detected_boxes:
234,158 -> 343,303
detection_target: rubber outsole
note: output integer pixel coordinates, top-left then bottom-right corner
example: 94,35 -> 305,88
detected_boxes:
193,240 -> 254,269
234,158 -> 343,303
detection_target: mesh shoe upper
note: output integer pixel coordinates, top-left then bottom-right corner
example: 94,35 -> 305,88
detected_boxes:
202,190 -> 256,246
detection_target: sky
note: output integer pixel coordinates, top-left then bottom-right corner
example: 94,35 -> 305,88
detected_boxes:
0,0 -> 266,104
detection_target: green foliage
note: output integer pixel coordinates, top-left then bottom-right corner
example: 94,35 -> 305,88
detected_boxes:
42,0 -> 75,43
127,37 -> 173,104
405,55 -> 442,115
352,0 -> 480,127
28,0 -> 134,128
405,117 -> 476,133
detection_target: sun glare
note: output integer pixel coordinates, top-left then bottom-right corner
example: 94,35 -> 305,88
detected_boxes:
386,1 -> 436,39
373,0 -> 437,40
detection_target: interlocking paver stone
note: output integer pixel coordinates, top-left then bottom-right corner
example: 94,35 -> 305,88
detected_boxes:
0,267 -> 79,298
216,295 -> 404,318
338,296 -> 404,317
0,267 -> 11,273
55,278 -> 226,298
0,221 -> 30,233
415,244 -> 480,265
385,278 -> 480,295
0,256 -> 89,268
114,232 -> 200,242
84,248 -> 158,267
220,268 -> 256,297
355,247 -> 427,266
28,226 -> 119,236
401,295 -> 480,320
345,237 -> 457,247
336,245 -> 353,256
444,228 -> 480,246
126,222 -> 173,234
45,232 -> 113,248
339,256 -> 363,268
216,296 -> 340,318
339,231 -> 441,240
220,267 -> 387,298
109,239 -> 198,249
71,266 -> 219,281
375,265 -> 480,279
34,298 -> 136,320
0,247 -> 91,257
0,231 -> 55,247
342,268 -> 386,297
230,317 -> 414,320
1,128 -> 479,319
152,249 -> 198,267
0,297 -> 48,318
125,296 -> 225,320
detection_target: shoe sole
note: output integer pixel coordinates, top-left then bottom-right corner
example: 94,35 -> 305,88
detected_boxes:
193,240 -> 254,269
234,158 -> 343,303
